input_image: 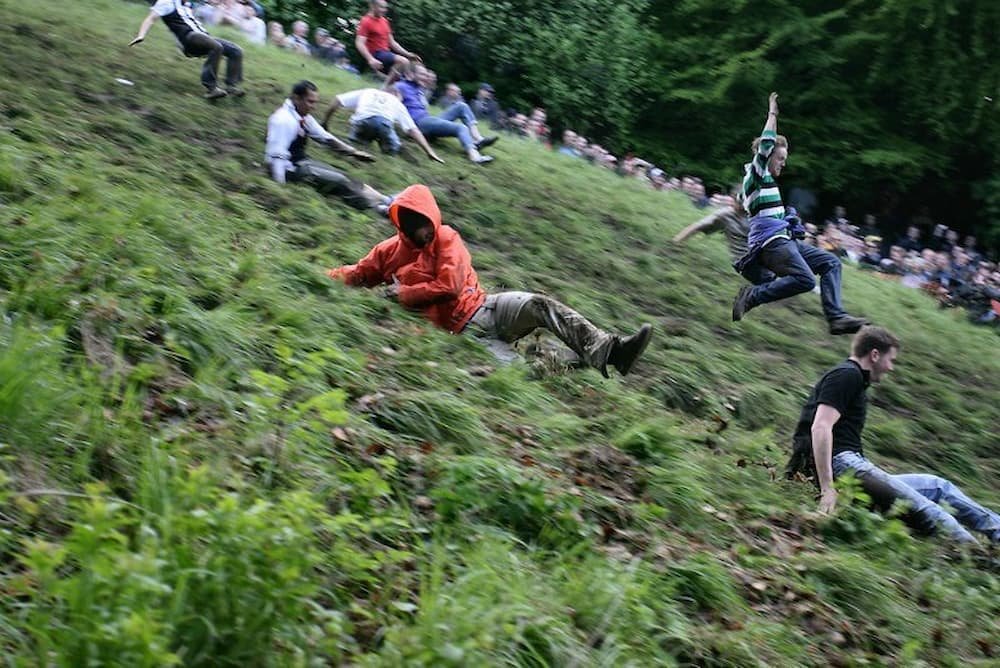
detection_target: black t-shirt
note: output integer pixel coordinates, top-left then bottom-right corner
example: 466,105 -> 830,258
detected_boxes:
792,359 -> 870,457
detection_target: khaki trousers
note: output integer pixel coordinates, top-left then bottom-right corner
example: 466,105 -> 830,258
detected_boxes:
467,292 -> 613,370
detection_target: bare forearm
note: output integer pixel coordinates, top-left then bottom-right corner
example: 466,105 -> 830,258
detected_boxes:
355,36 -> 373,61
136,13 -> 157,39
389,37 -> 411,56
673,214 -> 717,243
324,135 -> 357,155
321,101 -> 341,129
811,427 -> 835,492
410,129 -> 440,160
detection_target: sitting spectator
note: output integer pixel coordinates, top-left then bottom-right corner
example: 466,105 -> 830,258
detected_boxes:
509,112 -> 529,137
265,80 -> 388,211
395,64 -> 497,164
267,21 -> 290,48
439,83 -> 464,108
817,222 -> 844,257
558,130 -> 582,158
680,176 -> 709,208
287,20 -> 312,55
858,236 -> 883,268
314,28 -> 359,74
879,245 -> 906,274
858,213 -> 880,239
470,84 -> 500,127
527,107 -> 550,142
940,228 -> 960,253
895,225 -> 922,252
963,235 -> 982,263
356,0 -> 419,77
321,87 -> 444,163
927,251 -> 962,293
648,168 -> 668,190
217,0 -> 265,44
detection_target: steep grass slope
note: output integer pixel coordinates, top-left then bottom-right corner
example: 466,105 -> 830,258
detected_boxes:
0,1 -> 998,665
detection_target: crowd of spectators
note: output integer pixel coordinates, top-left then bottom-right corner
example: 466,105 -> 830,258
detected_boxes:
792,209 -> 999,326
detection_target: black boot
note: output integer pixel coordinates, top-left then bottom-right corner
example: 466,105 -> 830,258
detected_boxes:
607,324 -> 653,376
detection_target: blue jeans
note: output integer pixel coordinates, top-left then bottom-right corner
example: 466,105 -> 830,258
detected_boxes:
745,238 -> 846,320
417,102 -> 477,151
351,116 -> 401,154
832,451 -> 1000,544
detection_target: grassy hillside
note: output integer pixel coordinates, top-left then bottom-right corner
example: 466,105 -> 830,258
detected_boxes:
1,1 -> 998,665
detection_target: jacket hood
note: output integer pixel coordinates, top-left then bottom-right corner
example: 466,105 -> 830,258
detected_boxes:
389,185 -> 443,242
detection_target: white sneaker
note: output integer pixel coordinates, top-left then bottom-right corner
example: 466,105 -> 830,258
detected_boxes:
472,154 -> 494,165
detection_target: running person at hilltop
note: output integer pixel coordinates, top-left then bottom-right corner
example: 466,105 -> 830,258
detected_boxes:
730,93 -> 867,335
129,0 -> 244,99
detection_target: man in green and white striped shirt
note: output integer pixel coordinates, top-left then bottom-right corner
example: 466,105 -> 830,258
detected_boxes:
731,93 -> 867,335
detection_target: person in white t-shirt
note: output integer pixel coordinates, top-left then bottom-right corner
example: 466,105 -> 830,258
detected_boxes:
322,88 -> 444,163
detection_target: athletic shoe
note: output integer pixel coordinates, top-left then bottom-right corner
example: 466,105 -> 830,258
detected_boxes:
475,136 -> 499,150
227,86 -> 246,98
204,87 -> 228,99
828,315 -> 868,335
732,285 -> 754,322
607,324 -> 653,376
472,155 -> 494,165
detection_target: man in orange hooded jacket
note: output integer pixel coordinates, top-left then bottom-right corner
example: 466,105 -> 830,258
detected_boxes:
327,184 -> 653,377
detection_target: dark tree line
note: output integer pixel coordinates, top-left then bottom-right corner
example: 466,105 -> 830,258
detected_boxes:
263,0 -> 1000,244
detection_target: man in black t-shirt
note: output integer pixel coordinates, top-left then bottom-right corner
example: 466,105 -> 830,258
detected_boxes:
130,0 -> 244,99
787,326 -> 1000,544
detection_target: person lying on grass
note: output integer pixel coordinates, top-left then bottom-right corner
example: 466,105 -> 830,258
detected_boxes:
730,92 -> 867,335
786,325 -> 1000,544
265,80 -> 390,211
326,184 -> 653,377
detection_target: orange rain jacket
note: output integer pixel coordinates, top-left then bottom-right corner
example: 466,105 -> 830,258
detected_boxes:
327,184 -> 487,333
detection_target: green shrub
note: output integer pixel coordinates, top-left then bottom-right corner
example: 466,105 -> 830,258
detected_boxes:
431,456 -> 585,547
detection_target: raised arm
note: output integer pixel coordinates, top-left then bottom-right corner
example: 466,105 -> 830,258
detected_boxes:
763,92 -> 778,136
129,9 -> 159,46
811,403 -> 841,514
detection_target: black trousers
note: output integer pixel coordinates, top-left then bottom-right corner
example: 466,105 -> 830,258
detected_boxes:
182,32 -> 243,90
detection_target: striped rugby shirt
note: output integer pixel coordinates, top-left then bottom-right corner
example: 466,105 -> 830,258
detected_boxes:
742,129 -> 785,220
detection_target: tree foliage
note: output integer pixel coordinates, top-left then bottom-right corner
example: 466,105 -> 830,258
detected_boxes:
265,0 -> 1000,240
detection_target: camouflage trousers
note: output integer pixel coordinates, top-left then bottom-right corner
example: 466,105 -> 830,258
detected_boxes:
466,292 -> 614,370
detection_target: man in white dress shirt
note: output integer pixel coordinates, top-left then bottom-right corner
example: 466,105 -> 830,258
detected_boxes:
129,0 -> 244,99
265,81 -> 390,211
321,87 -> 444,163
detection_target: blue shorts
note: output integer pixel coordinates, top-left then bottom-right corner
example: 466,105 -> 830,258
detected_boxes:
373,50 -> 397,69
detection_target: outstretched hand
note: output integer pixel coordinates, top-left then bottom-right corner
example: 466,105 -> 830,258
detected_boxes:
818,488 -> 838,515
128,36 -> 144,47
429,153 -> 445,164
768,91 -> 779,114
384,274 -> 401,299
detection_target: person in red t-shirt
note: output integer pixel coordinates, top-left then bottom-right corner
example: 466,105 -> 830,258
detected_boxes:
356,0 -> 419,77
